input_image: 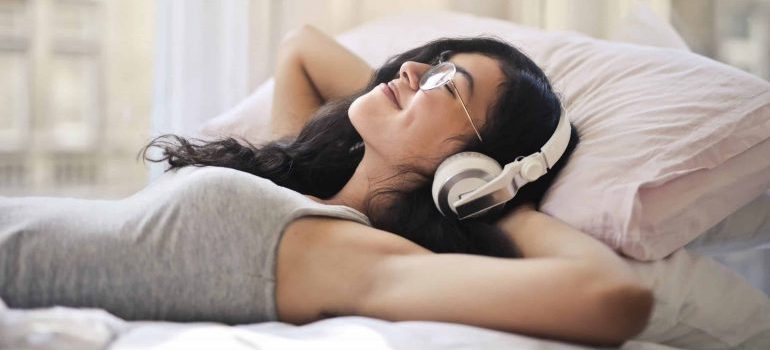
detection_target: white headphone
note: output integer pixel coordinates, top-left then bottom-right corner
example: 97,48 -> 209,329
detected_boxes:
431,112 -> 571,220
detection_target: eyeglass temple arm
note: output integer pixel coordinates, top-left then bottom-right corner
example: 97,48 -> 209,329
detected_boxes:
448,81 -> 483,142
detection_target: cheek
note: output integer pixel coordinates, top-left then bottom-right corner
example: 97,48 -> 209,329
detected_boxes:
349,93 -> 406,148
350,92 -> 463,164
392,110 -> 456,164
405,103 -> 457,144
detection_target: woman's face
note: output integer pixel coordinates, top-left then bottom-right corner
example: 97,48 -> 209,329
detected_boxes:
349,53 -> 505,173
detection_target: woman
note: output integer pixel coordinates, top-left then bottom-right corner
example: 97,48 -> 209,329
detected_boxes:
0,25 -> 652,347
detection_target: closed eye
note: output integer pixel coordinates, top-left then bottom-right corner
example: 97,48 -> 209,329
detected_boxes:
444,85 -> 456,97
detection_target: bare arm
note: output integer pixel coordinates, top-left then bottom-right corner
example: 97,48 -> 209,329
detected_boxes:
271,25 -> 373,139
363,252 -> 650,347
352,206 -> 653,346
496,203 -> 641,282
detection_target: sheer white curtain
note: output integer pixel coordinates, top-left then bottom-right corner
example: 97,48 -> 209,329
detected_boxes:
150,0 -> 269,179
153,0 -> 250,138
150,0 -> 355,146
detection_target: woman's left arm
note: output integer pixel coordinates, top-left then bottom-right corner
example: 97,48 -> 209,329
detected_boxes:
493,204 -> 654,337
496,204 -> 641,279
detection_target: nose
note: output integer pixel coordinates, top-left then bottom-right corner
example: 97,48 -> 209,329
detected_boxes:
398,61 -> 431,90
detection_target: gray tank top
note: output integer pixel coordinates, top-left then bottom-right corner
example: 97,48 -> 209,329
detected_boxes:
0,166 -> 370,324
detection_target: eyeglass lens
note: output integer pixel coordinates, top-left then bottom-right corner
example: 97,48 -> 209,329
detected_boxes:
420,62 -> 455,90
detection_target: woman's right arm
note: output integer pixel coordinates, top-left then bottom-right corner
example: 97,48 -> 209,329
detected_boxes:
271,25 -> 373,139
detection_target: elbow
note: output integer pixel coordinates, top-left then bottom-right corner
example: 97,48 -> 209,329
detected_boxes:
279,24 -> 320,53
595,282 -> 655,345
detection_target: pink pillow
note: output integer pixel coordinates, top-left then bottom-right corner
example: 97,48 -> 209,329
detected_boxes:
603,2 -> 770,258
532,31 -> 770,260
200,11 -> 770,261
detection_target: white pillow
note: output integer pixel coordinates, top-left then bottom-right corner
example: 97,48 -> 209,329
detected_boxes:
609,1 -> 690,51
200,11 -> 770,262
627,249 -> 770,349
685,189 -> 770,255
201,79 -> 276,145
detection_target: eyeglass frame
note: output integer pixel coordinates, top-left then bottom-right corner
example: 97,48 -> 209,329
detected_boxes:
418,61 -> 483,142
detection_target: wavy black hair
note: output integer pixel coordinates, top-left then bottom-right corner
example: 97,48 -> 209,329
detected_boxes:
140,37 -> 580,259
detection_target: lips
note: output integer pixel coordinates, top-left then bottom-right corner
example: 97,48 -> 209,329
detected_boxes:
380,82 -> 401,109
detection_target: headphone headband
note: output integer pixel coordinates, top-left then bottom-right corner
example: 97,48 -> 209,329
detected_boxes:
540,111 -> 571,169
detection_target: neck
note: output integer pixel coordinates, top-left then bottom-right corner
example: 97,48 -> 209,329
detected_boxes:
317,151 -> 394,216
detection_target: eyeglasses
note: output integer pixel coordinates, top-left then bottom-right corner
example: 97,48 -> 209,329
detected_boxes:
419,61 -> 483,142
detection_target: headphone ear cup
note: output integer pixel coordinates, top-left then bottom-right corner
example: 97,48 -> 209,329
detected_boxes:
432,152 -> 502,217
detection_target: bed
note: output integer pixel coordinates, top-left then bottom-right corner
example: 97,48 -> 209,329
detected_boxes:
2,7 -> 770,350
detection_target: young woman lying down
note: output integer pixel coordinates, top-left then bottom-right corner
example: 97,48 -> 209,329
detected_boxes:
0,25 -> 653,347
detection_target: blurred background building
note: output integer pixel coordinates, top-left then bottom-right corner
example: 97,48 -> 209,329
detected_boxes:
0,0 -> 767,199
0,0 -> 153,198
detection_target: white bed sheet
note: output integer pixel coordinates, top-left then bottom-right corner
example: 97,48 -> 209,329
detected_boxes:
0,302 -> 683,350
112,317 -> 690,350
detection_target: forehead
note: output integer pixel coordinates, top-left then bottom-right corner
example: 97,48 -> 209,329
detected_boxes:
447,53 -> 505,127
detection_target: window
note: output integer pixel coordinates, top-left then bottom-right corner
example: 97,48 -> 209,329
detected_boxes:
672,0 -> 770,80
0,0 -> 154,198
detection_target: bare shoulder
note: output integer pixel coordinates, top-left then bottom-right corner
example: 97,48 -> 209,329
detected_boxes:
283,216 -> 431,256
275,216 -> 430,324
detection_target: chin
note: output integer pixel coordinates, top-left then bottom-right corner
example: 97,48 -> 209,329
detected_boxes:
350,95 -> 386,130
348,98 -> 366,130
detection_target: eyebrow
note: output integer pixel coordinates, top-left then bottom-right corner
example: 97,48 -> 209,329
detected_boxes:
454,64 -> 475,99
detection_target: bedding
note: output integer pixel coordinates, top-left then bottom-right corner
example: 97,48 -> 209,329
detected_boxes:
683,187 -> 770,297
604,0 -> 770,263
201,10 -> 770,262
0,301 -> 676,350
608,0 -> 689,51
685,188 -> 770,255
608,1 -> 770,300
628,249 -> 770,348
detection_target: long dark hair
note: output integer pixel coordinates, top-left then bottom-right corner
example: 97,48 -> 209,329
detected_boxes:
140,37 -> 579,259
